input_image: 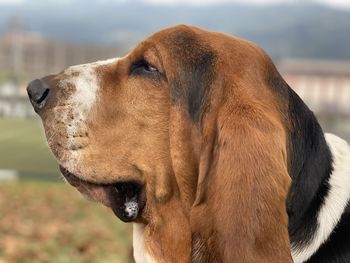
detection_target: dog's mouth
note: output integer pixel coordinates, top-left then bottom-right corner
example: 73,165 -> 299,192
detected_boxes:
59,166 -> 145,223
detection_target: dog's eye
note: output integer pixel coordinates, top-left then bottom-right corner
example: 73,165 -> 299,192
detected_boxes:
130,60 -> 161,77
143,62 -> 159,73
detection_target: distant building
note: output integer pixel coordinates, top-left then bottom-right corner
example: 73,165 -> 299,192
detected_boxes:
277,59 -> 350,114
0,29 -> 125,82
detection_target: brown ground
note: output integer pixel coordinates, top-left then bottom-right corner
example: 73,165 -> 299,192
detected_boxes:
0,182 -> 133,263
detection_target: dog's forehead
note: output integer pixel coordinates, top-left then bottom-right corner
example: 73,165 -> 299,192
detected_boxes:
149,24 -> 209,41
131,26 -> 206,58
148,25 -> 210,53
141,25 -> 263,76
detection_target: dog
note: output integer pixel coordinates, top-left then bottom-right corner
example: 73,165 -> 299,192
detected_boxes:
27,25 -> 350,262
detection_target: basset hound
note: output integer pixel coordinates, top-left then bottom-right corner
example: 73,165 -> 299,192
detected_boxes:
27,25 -> 350,263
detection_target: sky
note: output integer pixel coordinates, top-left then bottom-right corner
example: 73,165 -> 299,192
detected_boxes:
0,0 -> 349,8
145,0 -> 350,8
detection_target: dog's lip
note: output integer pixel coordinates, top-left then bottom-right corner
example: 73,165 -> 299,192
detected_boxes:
59,165 -> 83,186
59,165 -> 96,187
59,165 -> 114,207
59,165 -> 128,188
58,165 -> 145,222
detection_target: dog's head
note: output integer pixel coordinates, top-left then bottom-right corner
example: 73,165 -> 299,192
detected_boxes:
28,25 -> 299,262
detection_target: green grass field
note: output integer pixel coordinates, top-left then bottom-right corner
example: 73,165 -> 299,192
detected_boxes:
0,118 -> 60,181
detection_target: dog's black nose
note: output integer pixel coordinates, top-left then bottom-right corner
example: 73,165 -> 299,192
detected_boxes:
27,79 -> 51,111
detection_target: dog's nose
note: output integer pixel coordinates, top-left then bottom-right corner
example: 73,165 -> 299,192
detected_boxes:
27,79 -> 51,111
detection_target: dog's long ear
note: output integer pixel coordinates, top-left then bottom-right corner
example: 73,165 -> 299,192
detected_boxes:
190,76 -> 293,262
269,71 -> 333,252
163,27 -> 293,261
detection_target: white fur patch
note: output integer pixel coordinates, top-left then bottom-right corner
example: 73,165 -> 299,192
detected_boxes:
292,133 -> 350,263
133,224 -> 157,263
54,58 -> 119,170
63,58 -> 119,111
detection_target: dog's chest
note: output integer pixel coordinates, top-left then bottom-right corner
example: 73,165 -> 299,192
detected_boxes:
133,224 -> 157,263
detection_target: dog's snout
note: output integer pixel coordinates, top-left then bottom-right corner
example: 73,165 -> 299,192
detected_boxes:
27,79 -> 51,112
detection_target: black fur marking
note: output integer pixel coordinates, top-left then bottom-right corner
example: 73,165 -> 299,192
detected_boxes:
286,87 -> 333,248
269,71 -> 333,249
306,202 -> 350,263
165,28 -> 217,123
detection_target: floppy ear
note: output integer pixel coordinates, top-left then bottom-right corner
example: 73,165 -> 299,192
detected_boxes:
163,27 -> 293,261
190,84 -> 293,262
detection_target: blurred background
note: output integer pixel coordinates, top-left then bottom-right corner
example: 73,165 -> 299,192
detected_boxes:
0,0 -> 349,262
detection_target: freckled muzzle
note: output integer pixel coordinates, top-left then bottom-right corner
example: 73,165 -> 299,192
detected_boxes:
26,58 -> 148,223
59,166 -> 145,222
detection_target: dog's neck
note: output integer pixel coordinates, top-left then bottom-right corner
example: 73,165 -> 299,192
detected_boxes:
291,133 -> 350,263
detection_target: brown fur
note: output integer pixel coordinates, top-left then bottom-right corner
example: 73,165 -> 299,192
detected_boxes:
37,25 -> 292,262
